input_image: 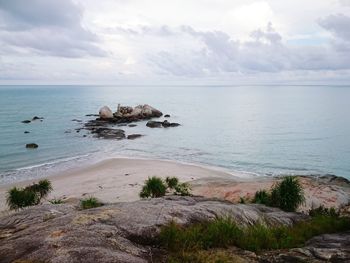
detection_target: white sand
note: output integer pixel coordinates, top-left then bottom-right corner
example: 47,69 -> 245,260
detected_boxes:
0,157 -> 239,211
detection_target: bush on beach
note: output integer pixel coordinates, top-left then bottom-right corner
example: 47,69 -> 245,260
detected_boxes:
6,179 -> 52,210
139,176 -> 191,198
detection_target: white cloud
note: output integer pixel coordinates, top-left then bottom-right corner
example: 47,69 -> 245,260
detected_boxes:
1,0 -> 350,84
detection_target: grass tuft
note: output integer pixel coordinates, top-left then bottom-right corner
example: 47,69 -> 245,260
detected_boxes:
80,196 -> 103,209
159,214 -> 350,260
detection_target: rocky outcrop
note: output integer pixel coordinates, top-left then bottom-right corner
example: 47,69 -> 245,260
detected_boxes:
99,106 -> 113,119
0,196 -> 308,263
21,120 -> 31,123
25,143 -> 38,149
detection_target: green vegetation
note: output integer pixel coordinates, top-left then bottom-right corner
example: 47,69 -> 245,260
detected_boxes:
139,176 -> 191,198
140,176 -> 167,198
252,190 -> 270,205
6,179 -> 52,210
49,198 -> 63,204
166,177 -> 179,189
309,205 -> 339,217
80,196 -> 103,209
159,214 -> 350,261
252,176 -> 305,212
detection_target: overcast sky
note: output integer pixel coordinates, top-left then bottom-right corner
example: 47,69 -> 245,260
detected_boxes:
0,0 -> 350,84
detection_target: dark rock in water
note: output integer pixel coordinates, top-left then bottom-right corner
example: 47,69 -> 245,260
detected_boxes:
118,124 -> 127,127
164,114 -> 170,118
92,127 -> 125,140
146,121 -> 163,128
127,134 -> 143,140
85,114 -> 99,117
32,116 -> 44,121
26,143 -> 38,149
72,119 -> 82,122
24,131 -> 30,134
128,124 -> 137,127
146,120 -> 180,128
162,120 -> 180,127
21,120 -> 31,124
0,196 -> 309,263
64,130 -> 72,133
83,135 -> 87,137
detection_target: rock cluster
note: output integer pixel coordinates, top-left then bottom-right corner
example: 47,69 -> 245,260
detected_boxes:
80,104 -> 179,140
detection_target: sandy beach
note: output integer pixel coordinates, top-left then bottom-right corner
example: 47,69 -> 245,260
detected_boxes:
1,157 -> 350,213
0,157 -> 241,211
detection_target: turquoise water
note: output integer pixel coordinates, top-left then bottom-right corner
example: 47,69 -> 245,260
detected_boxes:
0,85 -> 349,183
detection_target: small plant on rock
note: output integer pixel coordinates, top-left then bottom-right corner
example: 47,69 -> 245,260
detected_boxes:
253,190 -> 270,206
80,196 -> 102,209
174,182 -> 191,196
270,176 -> 305,212
49,198 -> 63,204
252,176 -> 305,212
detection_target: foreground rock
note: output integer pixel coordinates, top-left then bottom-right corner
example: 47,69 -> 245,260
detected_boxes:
0,196 -> 308,263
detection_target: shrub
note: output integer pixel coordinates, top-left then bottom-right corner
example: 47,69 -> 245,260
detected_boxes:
49,198 -> 63,204
252,177 -> 305,212
80,196 -> 102,209
166,177 -> 179,189
6,179 -> 53,210
174,182 -> 191,196
6,187 -> 39,210
253,190 -> 270,205
139,177 -> 167,198
270,177 -> 305,212
140,176 -> 192,198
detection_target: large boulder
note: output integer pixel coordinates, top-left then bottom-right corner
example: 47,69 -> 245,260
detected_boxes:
99,106 -> 113,119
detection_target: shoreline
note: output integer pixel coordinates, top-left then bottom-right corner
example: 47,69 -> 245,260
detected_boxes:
0,157 -> 243,211
1,156 -> 349,213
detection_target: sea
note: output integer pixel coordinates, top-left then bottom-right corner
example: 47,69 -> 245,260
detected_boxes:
0,85 -> 349,184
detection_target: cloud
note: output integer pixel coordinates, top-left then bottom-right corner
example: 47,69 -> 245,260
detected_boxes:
0,0 -> 106,57
146,22 -> 350,77
318,13 -> 350,41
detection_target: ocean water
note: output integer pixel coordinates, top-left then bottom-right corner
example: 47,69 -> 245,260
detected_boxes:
0,85 -> 349,184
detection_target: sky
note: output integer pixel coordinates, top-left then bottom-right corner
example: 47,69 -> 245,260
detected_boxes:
0,0 -> 350,85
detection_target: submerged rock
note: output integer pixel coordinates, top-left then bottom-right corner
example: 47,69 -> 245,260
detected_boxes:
164,114 -> 170,118
92,127 -> 125,140
21,120 -> 31,124
99,106 -> 113,119
146,120 -> 180,128
32,116 -> 44,121
24,131 -> 30,134
127,134 -> 143,140
26,143 -> 38,149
